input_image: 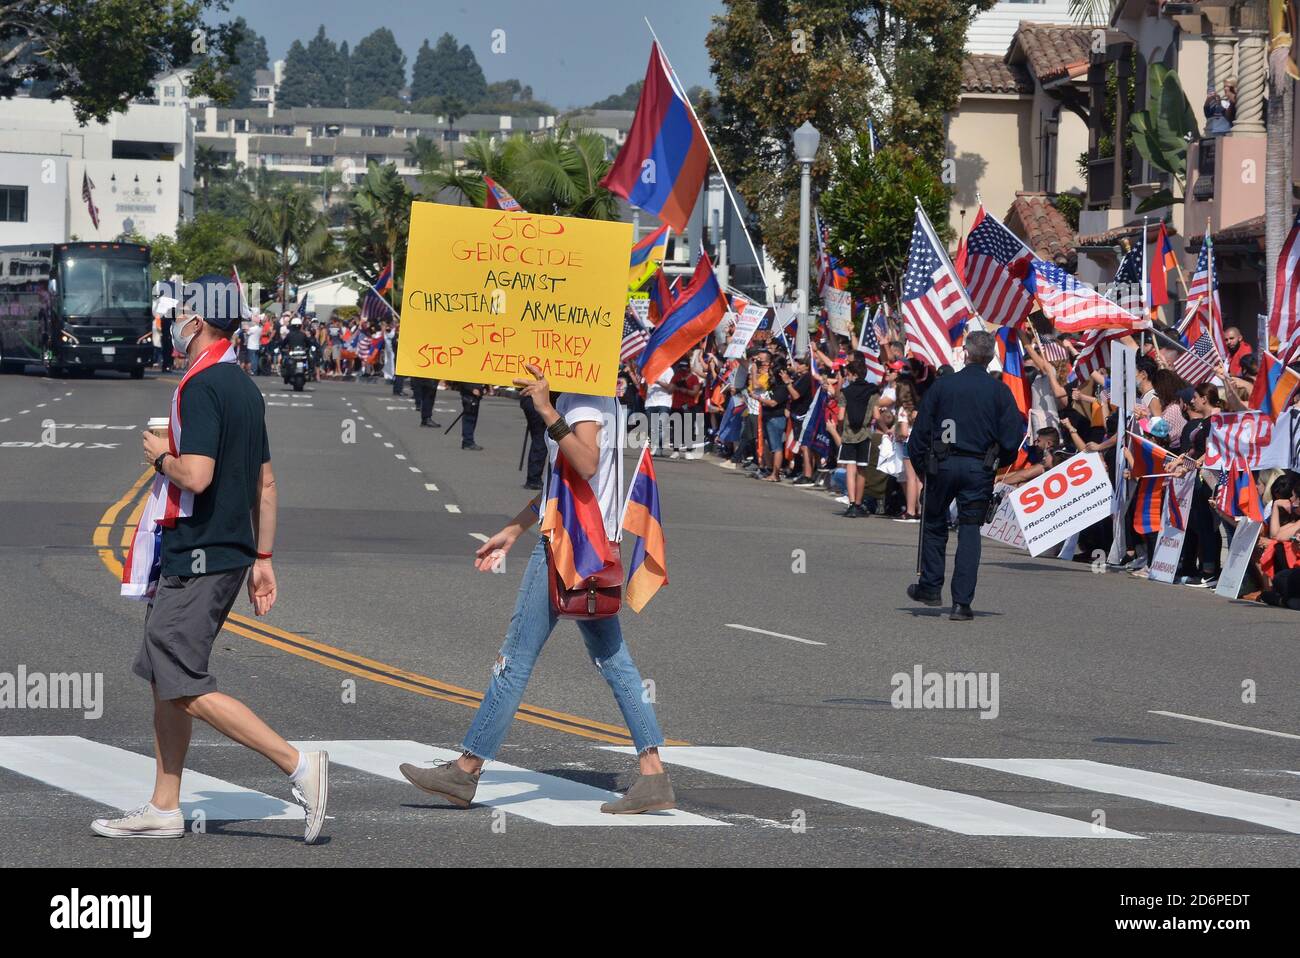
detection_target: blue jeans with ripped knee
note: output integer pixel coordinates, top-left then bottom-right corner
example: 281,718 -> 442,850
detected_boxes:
460,537 -> 664,761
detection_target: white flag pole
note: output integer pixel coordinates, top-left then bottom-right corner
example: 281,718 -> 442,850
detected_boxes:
644,18 -> 773,305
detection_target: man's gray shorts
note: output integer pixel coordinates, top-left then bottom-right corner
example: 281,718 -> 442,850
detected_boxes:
132,568 -> 247,700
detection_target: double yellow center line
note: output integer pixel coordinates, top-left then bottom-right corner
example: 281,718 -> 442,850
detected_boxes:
96,469 -> 682,746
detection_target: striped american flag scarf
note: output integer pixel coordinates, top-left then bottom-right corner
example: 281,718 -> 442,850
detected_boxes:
121,339 -> 238,600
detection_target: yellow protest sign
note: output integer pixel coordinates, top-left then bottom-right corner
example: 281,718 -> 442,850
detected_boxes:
395,202 -> 633,396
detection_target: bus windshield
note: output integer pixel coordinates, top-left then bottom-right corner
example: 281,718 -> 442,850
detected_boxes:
59,254 -> 151,323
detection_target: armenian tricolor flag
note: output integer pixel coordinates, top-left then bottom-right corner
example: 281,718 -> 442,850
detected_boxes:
1249,351 -> 1300,420
995,327 -> 1030,421
600,42 -> 710,232
1130,434 -> 1174,534
373,260 -> 394,295
1215,462 -> 1264,522
639,252 -> 727,384
1149,222 -> 1176,309
540,455 -> 614,590
647,267 -> 675,324
629,225 -> 670,289
483,176 -> 522,212
621,446 -> 668,612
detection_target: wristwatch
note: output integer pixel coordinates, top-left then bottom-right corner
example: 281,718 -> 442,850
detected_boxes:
153,451 -> 170,474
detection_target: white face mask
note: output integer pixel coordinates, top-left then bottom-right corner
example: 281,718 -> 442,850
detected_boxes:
171,316 -> 198,355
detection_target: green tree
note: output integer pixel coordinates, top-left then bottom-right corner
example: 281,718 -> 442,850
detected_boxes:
343,163 -> 412,305
704,0 -> 991,283
275,39 -> 319,107
277,26 -> 347,107
410,32 -> 485,103
349,28 -> 406,108
819,141 -> 950,299
151,212 -> 247,279
1129,63 -> 1198,213
589,81 -> 643,110
227,186 -> 334,311
224,16 -> 267,108
0,0 -> 243,123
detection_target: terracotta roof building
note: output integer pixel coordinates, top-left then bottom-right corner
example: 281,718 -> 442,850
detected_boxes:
1005,192 -> 1077,270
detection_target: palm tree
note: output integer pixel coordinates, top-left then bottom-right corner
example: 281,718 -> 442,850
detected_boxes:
512,127 -> 620,220
343,162 -> 412,305
1067,0 -> 1116,25
405,135 -> 443,173
227,186 -> 333,312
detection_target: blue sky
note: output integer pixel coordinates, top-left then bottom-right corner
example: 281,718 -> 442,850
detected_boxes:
224,0 -> 724,110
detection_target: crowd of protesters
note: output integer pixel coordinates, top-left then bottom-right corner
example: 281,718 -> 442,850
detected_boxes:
610,309 -> 1300,610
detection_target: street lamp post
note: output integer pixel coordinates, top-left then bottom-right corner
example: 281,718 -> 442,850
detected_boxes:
792,121 -> 820,358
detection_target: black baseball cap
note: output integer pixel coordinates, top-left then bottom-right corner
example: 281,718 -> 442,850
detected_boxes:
170,273 -> 245,332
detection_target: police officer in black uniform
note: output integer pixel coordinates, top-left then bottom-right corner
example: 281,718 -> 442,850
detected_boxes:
906,331 -> 1024,620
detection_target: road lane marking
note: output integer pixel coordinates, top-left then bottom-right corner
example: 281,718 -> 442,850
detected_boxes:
93,474 -> 673,748
0,418 -> 9,423
0,736 -> 302,821
424,483 -> 438,492
119,491 -> 149,548
373,433 -> 382,438
944,758 -> 1300,834
36,403 -> 45,407
384,442 -> 393,448
1148,711 -> 1300,741
394,454 -> 406,460
408,466 -> 421,473
469,533 -> 490,543
19,410 -> 29,414
445,504 -> 461,513
295,740 -> 721,827
724,624 -> 825,647
604,747 -> 1134,838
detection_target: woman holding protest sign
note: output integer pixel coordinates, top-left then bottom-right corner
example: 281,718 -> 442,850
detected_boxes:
399,363 -> 674,815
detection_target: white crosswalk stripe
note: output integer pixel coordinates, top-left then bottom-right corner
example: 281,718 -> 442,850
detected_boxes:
0,736 -> 302,821
296,739 -> 722,827
945,758 -> 1300,834
605,746 -> 1136,837
2,737 -> 1293,836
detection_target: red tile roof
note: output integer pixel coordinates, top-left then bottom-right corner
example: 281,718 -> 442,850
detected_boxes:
961,54 -> 1033,95
1005,192 -> 1077,269
1012,23 -> 1094,83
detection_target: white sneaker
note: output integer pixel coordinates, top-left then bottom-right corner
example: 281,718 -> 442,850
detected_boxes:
290,750 -> 329,844
91,803 -> 185,839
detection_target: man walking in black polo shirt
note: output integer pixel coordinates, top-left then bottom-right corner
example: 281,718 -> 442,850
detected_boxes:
101,275 -> 328,844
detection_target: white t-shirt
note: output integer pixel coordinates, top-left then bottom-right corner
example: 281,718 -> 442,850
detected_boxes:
645,367 -> 674,408
246,323 -> 262,350
544,394 -> 624,541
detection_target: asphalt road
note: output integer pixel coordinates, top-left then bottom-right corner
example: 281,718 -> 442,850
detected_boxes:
1,364 -> 1297,868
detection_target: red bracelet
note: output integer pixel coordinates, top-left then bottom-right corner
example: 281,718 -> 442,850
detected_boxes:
256,552 -> 273,560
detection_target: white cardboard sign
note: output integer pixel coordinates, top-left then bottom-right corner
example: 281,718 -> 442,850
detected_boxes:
725,304 -> 768,359
1010,453 -> 1114,557
980,482 -> 1027,550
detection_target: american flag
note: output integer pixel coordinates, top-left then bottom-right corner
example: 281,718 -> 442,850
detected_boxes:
1268,209 -> 1300,362
1183,238 -> 1225,360
1069,328 -> 1122,382
1027,259 -> 1148,334
1171,330 -> 1218,386
963,208 -> 1035,328
900,210 -> 965,369
1107,246 -> 1143,312
620,307 -> 650,362
1036,339 -> 1070,363
81,171 -> 100,230
857,308 -> 885,383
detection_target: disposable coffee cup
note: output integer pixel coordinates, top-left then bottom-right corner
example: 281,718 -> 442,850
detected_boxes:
147,417 -> 169,439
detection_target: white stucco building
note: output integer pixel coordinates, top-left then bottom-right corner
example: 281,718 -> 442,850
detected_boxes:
0,98 -> 195,245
